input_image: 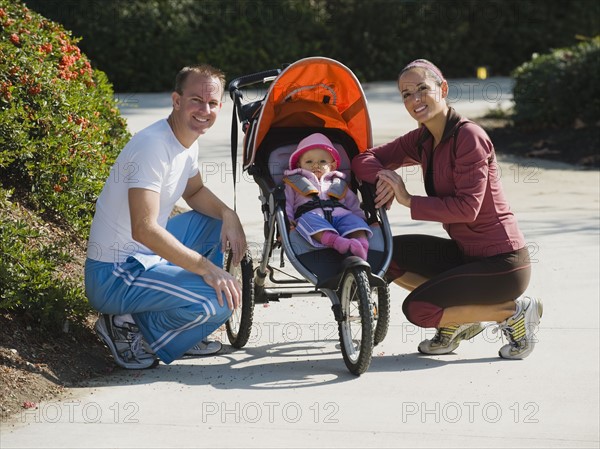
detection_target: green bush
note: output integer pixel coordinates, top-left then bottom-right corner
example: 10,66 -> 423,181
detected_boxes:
1,0 -> 130,329
0,188 -> 90,331
23,0 -> 600,91
512,36 -> 600,129
24,0 -> 326,92
1,0 -> 130,235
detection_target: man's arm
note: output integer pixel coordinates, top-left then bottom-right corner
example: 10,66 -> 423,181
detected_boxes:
182,173 -> 247,266
129,187 -> 240,309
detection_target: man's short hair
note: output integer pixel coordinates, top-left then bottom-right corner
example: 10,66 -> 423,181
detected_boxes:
174,64 -> 226,96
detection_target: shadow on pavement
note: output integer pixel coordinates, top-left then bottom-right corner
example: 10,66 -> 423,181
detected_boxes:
82,340 -> 505,391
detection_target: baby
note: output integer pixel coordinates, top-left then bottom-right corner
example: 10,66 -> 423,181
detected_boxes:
283,133 -> 371,260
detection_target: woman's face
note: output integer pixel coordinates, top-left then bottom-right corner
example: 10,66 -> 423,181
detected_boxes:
398,68 -> 447,124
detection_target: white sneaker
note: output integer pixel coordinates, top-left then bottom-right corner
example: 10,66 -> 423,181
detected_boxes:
498,296 -> 543,359
184,340 -> 222,356
418,322 -> 485,355
94,315 -> 158,370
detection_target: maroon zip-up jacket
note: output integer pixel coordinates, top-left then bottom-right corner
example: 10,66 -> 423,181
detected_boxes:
352,108 -> 525,258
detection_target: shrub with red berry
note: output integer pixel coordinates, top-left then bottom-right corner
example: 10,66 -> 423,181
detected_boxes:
1,0 -> 130,235
1,0 -> 130,330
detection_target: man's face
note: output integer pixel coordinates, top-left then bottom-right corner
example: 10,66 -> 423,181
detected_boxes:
172,74 -> 223,136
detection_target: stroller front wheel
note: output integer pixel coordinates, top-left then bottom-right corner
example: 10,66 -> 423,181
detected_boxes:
338,267 -> 374,376
225,250 -> 255,348
373,285 -> 391,346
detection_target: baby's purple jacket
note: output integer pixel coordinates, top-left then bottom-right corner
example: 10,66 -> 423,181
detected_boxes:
283,168 -> 365,224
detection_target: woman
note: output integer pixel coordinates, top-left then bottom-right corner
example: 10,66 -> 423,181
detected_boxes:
352,59 -> 542,359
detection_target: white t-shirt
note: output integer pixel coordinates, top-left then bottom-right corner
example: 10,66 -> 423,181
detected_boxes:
87,119 -> 199,264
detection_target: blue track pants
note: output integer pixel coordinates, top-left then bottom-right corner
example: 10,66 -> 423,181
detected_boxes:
85,211 -> 232,364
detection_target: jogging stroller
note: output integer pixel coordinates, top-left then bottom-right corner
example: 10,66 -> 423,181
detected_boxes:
225,57 -> 393,375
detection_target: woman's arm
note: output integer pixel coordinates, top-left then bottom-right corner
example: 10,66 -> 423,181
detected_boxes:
411,125 -> 493,223
352,130 -> 422,184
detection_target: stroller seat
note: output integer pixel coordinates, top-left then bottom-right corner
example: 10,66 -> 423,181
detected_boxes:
261,127 -> 387,287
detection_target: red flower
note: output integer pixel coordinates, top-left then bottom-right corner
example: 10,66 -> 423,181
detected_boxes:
74,117 -> 89,129
53,184 -> 63,192
40,43 -> 53,54
28,85 -> 41,95
59,55 -> 73,66
1,81 -> 12,101
10,33 -> 20,45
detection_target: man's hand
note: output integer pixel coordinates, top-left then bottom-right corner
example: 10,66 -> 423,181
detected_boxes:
221,209 -> 247,266
200,260 -> 242,310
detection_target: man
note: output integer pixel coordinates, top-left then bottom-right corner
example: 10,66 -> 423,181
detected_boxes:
85,64 -> 246,369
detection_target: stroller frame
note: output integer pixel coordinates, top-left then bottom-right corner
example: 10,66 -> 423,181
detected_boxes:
226,57 -> 394,375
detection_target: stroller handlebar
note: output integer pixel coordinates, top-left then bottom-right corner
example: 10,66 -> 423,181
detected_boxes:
228,69 -> 282,98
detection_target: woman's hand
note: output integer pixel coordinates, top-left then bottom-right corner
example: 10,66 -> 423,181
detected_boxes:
374,177 -> 395,210
375,169 -> 412,208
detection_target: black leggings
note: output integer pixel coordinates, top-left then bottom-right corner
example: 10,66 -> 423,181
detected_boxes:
386,235 -> 531,328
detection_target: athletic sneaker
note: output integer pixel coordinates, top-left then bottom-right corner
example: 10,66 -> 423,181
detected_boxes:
94,314 -> 158,370
143,339 -> 222,357
184,340 -> 222,356
418,322 -> 485,355
498,296 -> 543,359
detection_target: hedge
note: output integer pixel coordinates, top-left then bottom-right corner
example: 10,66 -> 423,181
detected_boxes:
24,0 -> 600,92
1,0 -> 130,329
512,36 -> 600,128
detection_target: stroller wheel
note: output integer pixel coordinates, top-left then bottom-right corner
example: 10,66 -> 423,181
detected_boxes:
225,250 -> 255,348
337,267 -> 374,375
372,285 -> 391,346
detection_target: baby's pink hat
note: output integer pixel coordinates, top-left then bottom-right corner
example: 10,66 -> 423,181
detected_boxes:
289,133 -> 341,170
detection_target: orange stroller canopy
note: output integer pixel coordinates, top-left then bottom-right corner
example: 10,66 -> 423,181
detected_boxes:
244,57 -> 373,169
